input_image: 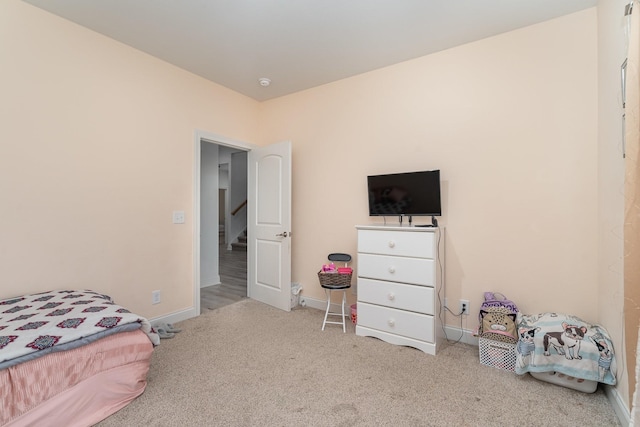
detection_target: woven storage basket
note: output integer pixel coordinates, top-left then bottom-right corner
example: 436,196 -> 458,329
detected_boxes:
479,337 -> 516,372
317,271 -> 352,287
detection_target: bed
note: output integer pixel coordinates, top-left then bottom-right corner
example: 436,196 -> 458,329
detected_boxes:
514,312 -> 616,393
0,290 -> 159,426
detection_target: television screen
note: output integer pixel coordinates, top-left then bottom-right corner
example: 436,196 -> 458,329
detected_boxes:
367,170 -> 441,217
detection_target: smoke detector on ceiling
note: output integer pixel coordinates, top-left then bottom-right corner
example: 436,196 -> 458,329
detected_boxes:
258,78 -> 271,87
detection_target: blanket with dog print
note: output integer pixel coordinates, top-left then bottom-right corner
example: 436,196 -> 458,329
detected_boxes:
514,312 -> 616,385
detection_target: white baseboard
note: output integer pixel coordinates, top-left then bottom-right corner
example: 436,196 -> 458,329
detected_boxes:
604,383 -> 630,426
442,324 -> 479,346
200,279 -> 220,288
298,295 -> 352,313
149,307 -> 196,328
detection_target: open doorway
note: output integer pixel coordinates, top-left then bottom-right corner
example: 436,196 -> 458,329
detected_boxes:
199,141 -> 248,312
193,130 -> 292,316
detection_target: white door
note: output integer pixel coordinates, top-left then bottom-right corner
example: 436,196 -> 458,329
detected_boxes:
247,141 -> 292,311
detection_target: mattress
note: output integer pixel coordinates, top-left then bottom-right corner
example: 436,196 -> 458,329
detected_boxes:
0,289 -> 159,369
1,328 -> 153,426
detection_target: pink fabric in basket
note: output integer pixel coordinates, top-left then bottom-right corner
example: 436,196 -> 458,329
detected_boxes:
1,329 -> 153,426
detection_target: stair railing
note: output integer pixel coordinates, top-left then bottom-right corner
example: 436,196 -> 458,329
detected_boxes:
231,199 -> 247,216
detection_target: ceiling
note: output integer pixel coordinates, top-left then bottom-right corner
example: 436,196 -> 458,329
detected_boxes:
24,0 -> 597,101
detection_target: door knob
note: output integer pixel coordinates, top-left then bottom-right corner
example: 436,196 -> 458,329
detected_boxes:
276,231 -> 289,237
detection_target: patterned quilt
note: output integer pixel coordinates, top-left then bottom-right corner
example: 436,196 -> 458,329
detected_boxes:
515,312 -> 616,385
0,290 -> 159,370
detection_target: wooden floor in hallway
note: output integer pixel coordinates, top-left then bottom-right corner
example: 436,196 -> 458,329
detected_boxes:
200,243 -> 247,312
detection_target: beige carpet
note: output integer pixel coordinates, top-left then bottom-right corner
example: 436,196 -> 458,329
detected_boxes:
96,300 -> 620,426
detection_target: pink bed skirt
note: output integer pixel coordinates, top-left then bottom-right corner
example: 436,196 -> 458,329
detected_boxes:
1,329 -> 153,426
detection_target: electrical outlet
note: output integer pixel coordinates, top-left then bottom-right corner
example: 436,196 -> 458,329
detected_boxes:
459,299 -> 469,315
152,290 -> 161,305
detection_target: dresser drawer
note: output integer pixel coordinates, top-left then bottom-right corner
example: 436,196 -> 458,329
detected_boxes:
358,253 -> 434,286
357,302 -> 434,343
357,229 -> 434,258
357,278 -> 434,315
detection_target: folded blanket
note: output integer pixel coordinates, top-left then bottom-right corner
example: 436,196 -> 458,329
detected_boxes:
515,312 -> 616,385
0,289 -> 159,370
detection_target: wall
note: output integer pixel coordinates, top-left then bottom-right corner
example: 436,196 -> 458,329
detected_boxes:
597,0 -> 631,410
200,143 -> 220,287
1,0 -> 631,415
259,10 -> 599,331
229,151 -> 248,246
0,0 -> 260,317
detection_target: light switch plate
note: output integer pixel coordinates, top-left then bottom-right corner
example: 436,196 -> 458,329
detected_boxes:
172,211 -> 185,224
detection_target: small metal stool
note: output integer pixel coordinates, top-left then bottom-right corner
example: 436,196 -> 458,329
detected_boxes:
319,253 -> 352,333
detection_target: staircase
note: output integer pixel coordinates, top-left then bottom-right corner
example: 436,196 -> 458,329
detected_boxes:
231,229 -> 247,252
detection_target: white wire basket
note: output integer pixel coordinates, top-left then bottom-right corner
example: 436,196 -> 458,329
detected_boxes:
479,337 -> 516,372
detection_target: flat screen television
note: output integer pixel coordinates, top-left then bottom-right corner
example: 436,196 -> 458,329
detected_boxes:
367,170 -> 441,219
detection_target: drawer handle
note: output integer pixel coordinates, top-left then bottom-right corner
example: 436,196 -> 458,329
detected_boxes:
388,266 -> 396,274
388,240 -> 395,248
388,319 -> 395,327
387,293 -> 395,301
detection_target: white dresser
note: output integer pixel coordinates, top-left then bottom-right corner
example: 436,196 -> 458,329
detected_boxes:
355,225 -> 442,355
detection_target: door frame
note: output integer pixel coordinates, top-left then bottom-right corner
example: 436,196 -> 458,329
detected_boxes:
193,129 -> 254,317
